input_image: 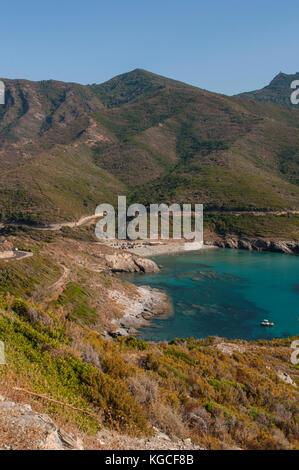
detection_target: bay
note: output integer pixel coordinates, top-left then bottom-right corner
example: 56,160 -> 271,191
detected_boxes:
126,249 -> 299,341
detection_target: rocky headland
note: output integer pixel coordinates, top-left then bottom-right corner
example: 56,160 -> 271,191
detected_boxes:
106,285 -> 172,337
206,237 -> 299,255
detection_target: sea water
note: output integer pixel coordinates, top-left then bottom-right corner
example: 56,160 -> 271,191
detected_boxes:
126,249 -> 299,341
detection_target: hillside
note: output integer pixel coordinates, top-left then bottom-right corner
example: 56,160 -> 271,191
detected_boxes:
238,72 -> 299,108
0,70 -> 299,231
0,235 -> 298,450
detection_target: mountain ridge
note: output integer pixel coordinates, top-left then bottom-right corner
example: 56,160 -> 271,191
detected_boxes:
237,71 -> 299,108
0,70 -> 298,236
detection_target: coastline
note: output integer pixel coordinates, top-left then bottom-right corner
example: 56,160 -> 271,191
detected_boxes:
106,235 -> 299,259
103,243 -> 214,338
104,235 -> 299,339
106,285 -> 172,337
125,241 -> 218,258
207,237 -> 299,255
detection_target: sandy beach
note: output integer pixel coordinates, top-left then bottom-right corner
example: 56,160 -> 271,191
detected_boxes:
127,241 -> 218,257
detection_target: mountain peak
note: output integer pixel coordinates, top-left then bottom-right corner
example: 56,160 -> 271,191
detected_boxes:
88,69 -> 192,108
269,71 -> 299,86
237,71 -> 299,107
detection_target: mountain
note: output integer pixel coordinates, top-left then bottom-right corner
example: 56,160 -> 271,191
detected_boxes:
0,69 -> 299,227
237,72 -> 299,108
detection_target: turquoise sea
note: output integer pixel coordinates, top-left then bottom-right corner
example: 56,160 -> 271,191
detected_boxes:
126,248 -> 299,341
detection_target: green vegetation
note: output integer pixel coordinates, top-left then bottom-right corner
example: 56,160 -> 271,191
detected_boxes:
238,71 -> 299,108
176,120 -> 229,163
88,68 -> 189,108
56,282 -> 98,325
1,69 -> 298,228
0,302 -> 148,435
0,240 -> 298,449
0,253 -> 60,297
0,69 -> 298,450
204,213 -> 299,239
0,288 -> 298,448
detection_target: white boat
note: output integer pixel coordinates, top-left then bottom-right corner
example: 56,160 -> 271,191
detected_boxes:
260,319 -> 274,327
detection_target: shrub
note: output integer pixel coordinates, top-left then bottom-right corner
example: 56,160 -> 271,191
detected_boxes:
149,402 -> 188,439
12,298 -> 53,329
183,403 -> 210,432
128,373 -> 158,404
80,368 -> 150,436
119,336 -> 148,351
71,339 -> 101,370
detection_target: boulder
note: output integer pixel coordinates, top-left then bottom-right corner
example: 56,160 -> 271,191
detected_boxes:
238,239 -> 253,250
225,238 -> 239,249
105,252 -> 159,273
0,396 -> 84,450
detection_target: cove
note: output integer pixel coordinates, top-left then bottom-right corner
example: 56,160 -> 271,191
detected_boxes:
126,248 -> 299,342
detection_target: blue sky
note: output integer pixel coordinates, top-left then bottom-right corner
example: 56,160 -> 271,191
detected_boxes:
1,0 -> 298,95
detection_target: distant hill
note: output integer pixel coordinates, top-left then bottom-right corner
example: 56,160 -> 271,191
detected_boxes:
237,72 -> 299,108
0,69 -> 298,225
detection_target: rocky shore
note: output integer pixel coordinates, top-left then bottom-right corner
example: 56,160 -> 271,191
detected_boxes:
104,237 -> 299,259
102,250 -> 172,337
106,285 -> 172,337
104,251 -> 160,273
206,237 -> 299,255
102,234 -> 298,339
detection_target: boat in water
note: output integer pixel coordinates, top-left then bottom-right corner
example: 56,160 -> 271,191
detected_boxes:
260,319 -> 275,327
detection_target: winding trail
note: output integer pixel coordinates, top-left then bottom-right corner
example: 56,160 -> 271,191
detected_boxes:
50,264 -> 71,294
0,214 -> 102,231
42,264 -> 71,306
1,210 -> 298,232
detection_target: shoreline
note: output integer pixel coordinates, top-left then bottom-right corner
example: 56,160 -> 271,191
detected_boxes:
105,235 -> 299,258
209,237 -> 299,255
104,236 -> 299,338
130,238 -> 299,257
106,285 -> 172,338
119,242 -> 218,258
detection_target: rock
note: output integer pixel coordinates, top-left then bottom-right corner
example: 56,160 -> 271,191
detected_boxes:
133,256 -> 160,273
0,397 -> 84,450
96,427 -> 202,450
43,431 -> 64,450
215,240 -> 226,248
53,429 -> 84,450
105,252 -> 159,273
157,431 -> 171,441
215,342 -> 246,355
213,237 -> 299,255
238,239 -> 253,250
270,241 -> 293,254
287,241 -> 299,254
252,239 -> 271,251
277,371 -> 297,387
225,238 -> 239,249
107,286 -> 171,336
